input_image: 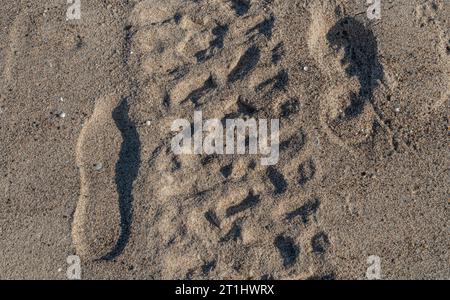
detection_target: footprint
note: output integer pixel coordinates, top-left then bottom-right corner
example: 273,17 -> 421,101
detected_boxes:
73,95 -> 123,260
73,94 -> 141,261
308,3 -> 393,156
2,12 -> 34,86
126,0 -> 301,278
326,17 -> 384,103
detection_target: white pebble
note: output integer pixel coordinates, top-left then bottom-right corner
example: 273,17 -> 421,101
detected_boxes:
59,112 -> 66,118
94,163 -> 103,171
303,66 -> 309,71
394,107 -> 400,113
145,120 -> 151,126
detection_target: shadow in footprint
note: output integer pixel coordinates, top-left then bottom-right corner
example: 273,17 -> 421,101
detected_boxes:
228,46 -> 261,83
326,17 -> 384,118
220,220 -> 242,243
225,191 -> 261,217
195,24 -> 229,63
311,232 -> 330,255
286,198 -> 320,225
102,98 -> 141,260
274,235 -> 299,268
229,0 -> 251,16
266,166 -> 287,195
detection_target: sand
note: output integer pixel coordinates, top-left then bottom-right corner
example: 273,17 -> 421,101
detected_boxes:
0,0 -> 448,279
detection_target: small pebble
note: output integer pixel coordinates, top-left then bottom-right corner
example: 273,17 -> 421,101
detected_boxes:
145,120 -> 151,126
94,163 -> 103,171
58,112 -> 66,118
394,107 -> 400,113
303,66 -> 309,71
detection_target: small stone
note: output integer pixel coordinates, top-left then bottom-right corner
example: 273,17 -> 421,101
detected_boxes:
58,112 -> 66,118
94,163 -> 103,171
394,107 -> 400,113
303,66 -> 309,71
145,120 -> 151,126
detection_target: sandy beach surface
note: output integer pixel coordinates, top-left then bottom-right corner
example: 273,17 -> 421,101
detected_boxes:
0,0 -> 448,279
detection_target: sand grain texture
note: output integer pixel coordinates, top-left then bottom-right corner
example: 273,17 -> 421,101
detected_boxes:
0,0 -> 448,279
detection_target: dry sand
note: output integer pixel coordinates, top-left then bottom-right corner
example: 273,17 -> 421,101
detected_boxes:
0,0 -> 449,279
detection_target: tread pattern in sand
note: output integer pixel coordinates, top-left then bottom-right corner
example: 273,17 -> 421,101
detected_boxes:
98,0 -> 345,280
123,0 -> 336,279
